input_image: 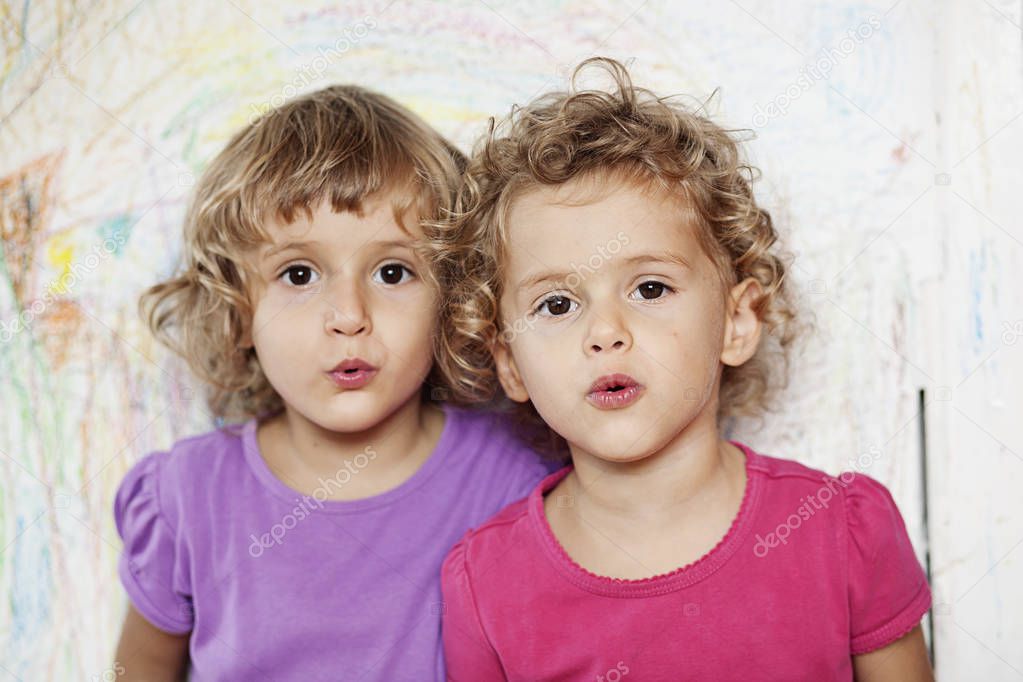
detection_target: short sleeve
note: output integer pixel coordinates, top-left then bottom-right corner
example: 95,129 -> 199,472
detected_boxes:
441,539 -> 505,680
113,451 -> 193,634
843,473 -> 931,655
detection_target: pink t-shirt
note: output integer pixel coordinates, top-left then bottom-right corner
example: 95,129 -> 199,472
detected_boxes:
441,441 -> 931,681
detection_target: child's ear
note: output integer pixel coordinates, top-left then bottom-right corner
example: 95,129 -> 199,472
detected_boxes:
720,277 -> 764,367
492,339 -> 530,403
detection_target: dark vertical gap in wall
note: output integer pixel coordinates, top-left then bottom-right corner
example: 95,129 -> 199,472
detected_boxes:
918,388 -> 935,667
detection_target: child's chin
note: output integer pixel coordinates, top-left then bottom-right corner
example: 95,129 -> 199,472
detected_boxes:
590,452 -> 650,465
562,421 -> 660,461
569,437 -> 653,464
311,400 -> 388,432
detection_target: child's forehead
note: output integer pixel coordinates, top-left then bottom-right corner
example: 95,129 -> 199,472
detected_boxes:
496,177 -> 728,292
257,194 -> 423,251
505,178 -> 700,251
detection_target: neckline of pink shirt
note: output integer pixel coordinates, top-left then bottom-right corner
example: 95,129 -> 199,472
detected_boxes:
528,440 -> 764,597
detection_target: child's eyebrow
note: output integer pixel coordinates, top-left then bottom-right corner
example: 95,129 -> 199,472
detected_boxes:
516,251 -> 692,289
621,252 -> 692,269
371,239 -> 416,251
516,270 -> 567,291
262,238 -> 415,260
262,239 -> 323,259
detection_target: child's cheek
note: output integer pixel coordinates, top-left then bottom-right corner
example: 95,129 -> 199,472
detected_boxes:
261,293 -> 316,324
530,317 -> 579,341
291,288 -> 323,306
377,295 -> 436,347
518,330 -> 570,376
374,281 -> 434,308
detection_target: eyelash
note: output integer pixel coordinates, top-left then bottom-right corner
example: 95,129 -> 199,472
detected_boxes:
372,263 -> 416,285
533,280 -> 676,317
629,280 -> 675,301
278,264 -> 319,287
534,294 -> 578,317
276,262 -> 417,288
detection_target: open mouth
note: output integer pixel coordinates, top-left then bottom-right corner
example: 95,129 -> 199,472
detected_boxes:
586,373 -> 644,410
326,358 -> 378,390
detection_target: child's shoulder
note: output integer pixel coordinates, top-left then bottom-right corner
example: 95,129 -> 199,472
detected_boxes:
443,403 -> 519,441
157,420 -> 249,480
741,442 -> 904,518
744,445 -> 833,483
443,466 -> 565,568
443,493 -> 535,567
468,492 -> 534,539
441,404 -> 550,467
438,403 -> 556,513
115,421 -> 251,520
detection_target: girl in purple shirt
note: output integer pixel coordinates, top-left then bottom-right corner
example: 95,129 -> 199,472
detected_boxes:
111,85 -> 550,680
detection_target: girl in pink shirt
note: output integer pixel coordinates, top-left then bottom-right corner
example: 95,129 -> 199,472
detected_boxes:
433,57 -> 934,681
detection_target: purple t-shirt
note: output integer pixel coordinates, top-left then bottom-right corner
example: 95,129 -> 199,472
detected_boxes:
113,403 -> 550,680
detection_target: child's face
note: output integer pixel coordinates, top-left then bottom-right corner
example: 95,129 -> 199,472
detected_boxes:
494,178 -> 762,463
243,193 -> 437,433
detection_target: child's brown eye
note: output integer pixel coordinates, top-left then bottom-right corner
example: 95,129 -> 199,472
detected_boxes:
536,295 -> 577,317
632,281 -> 672,300
281,265 -> 318,287
374,263 -> 414,285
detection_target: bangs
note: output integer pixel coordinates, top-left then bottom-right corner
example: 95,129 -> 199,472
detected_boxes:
195,85 -> 457,247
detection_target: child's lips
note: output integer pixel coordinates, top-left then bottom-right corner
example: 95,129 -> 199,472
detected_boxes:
586,373 -> 644,410
326,358 -> 378,390
326,368 -> 377,389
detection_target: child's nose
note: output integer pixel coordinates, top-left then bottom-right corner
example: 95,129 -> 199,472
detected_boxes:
324,305 -> 368,335
323,290 -> 370,336
583,309 -> 632,355
588,336 -> 628,353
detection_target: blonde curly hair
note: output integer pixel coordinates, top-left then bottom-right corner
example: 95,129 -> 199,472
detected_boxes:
433,58 -> 803,453
141,85 -> 465,421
